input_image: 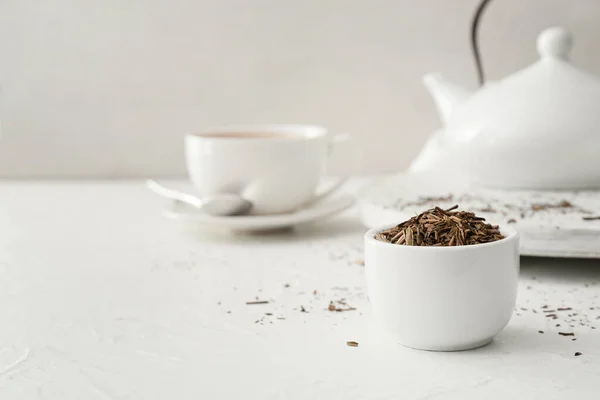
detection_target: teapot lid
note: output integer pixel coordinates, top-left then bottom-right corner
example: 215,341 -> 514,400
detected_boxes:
446,27 -> 600,143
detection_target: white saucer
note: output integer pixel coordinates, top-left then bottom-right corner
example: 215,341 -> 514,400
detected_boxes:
163,193 -> 355,232
358,173 -> 600,258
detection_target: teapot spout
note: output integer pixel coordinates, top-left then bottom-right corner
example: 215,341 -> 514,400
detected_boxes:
423,73 -> 472,124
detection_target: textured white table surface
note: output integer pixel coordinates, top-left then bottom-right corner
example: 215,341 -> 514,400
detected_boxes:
1,180 -> 600,400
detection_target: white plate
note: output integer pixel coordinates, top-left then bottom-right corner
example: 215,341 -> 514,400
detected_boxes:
358,173 -> 600,258
163,193 -> 355,232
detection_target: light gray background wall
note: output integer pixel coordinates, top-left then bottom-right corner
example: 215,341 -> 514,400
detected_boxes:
0,0 -> 599,178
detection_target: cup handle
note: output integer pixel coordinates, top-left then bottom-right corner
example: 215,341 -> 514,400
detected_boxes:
303,133 -> 350,207
328,133 -> 350,155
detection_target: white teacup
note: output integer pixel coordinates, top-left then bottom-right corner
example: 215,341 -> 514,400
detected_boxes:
185,125 -> 348,215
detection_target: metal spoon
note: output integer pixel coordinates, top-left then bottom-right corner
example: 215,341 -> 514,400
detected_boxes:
146,180 -> 252,216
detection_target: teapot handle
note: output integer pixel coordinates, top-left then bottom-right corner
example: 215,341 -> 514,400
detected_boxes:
470,0 -> 494,86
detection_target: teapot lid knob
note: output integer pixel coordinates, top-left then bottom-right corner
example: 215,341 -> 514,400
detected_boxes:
537,27 -> 573,59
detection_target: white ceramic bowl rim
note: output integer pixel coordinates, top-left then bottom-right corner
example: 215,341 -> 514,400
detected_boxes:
365,224 -> 519,252
187,124 -> 328,142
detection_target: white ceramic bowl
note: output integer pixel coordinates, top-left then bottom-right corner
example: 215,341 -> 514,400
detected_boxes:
365,226 -> 519,351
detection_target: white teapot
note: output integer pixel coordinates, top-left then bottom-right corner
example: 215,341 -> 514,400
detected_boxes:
410,27 -> 600,190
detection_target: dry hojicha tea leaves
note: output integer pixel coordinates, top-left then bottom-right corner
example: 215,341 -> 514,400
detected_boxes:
375,205 -> 504,246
